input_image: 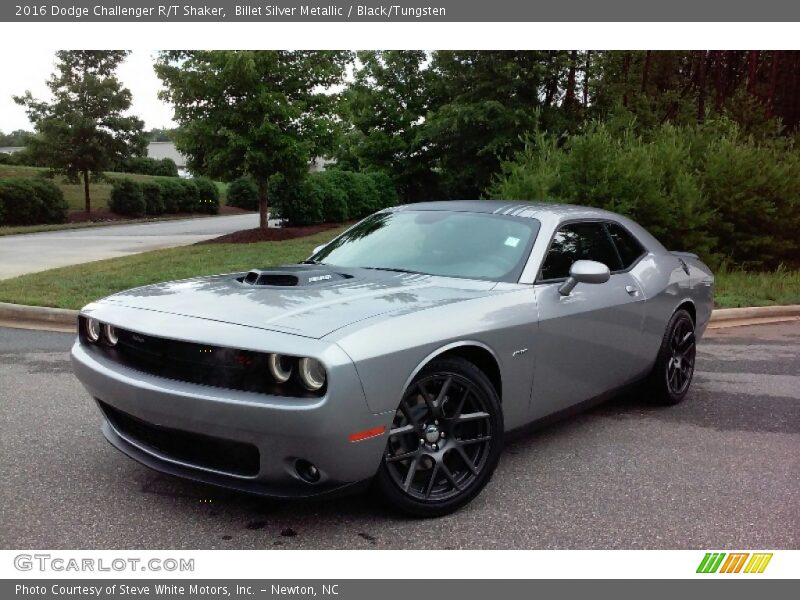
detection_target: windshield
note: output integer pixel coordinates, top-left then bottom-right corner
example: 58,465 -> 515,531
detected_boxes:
311,210 -> 540,282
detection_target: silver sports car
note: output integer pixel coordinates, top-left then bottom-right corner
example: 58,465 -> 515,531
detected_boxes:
71,201 -> 714,516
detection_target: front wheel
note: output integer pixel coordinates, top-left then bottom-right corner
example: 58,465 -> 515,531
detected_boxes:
375,356 -> 503,517
646,309 -> 697,405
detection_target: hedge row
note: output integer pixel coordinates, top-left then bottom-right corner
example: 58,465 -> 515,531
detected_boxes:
230,170 -> 397,226
109,177 -> 220,217
115,156 -> 180,178
489,118 -> 800,269
0,177 -> 68,225
0,152 -> 180,179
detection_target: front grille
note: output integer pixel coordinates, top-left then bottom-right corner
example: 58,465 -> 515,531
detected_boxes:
100,401 -> 260,477
79,318 -> 320,397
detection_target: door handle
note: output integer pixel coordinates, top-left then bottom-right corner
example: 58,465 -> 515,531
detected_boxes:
625,285 -> 639,296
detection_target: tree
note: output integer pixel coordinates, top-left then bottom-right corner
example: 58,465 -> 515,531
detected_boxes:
336,51 -> 435,203
422,51 -> 567,198
14,51 -> 146,213
155,51 -> 350,229
147,127 -> 177,142
0,129 -> 33,147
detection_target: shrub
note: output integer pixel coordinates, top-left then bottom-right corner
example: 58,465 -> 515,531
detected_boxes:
155,158 -> 180,177
0,177 -> 67,225
0,179 -> 40,224
108,179 -> 145,217
226,176 -> 259,210
175,179 -> 198,212
193,176 -> 220,214
323,170 -> 371,218
488,118 -> 800,268
271,170 -> 401,226
118,156 -> 179,177
0,153 -> 11,165
367,171 -> 400,210
156,178 -> 183,213
27,179 -> 68,224
0,179 -> 39,225
315,174 -> 348,223
140,181 -> 165,215
270,173 -> 323,226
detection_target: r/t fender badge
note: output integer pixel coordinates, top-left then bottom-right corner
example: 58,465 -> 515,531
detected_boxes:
512,348 -> 528,357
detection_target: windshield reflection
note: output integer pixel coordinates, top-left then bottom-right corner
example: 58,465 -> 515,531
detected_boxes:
312,210 -> 540,283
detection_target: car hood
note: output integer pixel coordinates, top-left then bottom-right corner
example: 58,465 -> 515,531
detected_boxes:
99,266 -> 499,339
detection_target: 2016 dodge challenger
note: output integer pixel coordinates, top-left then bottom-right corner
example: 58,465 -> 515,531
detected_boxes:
71,201 -> 714,516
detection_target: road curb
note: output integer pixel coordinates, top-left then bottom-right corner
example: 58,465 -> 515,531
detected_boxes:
0,301 -> 799,334
709,304 -> 800,322
0,302 -> 78,332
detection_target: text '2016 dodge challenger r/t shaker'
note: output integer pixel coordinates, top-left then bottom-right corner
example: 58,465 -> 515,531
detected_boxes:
71,200 -> 714,516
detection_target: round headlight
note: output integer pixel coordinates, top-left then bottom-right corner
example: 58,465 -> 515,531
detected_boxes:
103,324 -> 118,346
267,353 -> 293,383
84,318 -> 101,343
298,357 -> 326,392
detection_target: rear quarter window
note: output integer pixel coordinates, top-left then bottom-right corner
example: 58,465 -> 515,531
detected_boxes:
606,222 -> 646,269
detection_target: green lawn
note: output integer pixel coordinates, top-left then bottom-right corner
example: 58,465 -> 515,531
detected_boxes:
0,227 -> 347,309
0,164 -> 227,211
0,225 -> 796,310
714,267 -> 800,308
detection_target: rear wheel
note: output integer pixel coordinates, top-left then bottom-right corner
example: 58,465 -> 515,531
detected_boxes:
375,357 -> 503,517
647,309 -> 696,405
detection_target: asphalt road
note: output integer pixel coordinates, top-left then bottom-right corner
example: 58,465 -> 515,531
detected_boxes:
0,322 -> 797,549
0,213 -> 260,280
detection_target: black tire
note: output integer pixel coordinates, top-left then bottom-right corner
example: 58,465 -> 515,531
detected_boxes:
375,356 -> 504,517
646,309 -> 697,405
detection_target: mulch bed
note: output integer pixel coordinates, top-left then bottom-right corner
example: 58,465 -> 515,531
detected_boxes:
199,221 -> 352,245
67,205 -> 251,223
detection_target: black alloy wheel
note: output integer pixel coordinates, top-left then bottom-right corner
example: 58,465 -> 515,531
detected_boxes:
666,316 -> 696,396
648,308 -> 697,405
375,356 -> 503,516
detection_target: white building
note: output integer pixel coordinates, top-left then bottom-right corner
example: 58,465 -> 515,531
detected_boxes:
146,141 -> 189,176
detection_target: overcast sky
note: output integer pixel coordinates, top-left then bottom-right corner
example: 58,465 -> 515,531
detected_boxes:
0,50 -> 176,134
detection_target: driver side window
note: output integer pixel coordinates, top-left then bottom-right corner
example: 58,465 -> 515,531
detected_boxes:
539,222 -> 622,281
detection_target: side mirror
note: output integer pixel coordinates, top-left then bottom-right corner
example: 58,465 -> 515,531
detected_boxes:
558,260 -> 611,296
312,244 -> 326,256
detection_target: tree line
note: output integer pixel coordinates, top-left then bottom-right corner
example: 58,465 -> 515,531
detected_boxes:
9,50 -> 800,266
337,51 -> 800,203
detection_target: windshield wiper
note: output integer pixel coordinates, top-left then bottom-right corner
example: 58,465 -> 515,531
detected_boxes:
362,266 -> 429,276
299,259 -> 325,265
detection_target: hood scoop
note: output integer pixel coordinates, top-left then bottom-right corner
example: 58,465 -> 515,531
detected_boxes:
238,266 -> 351,288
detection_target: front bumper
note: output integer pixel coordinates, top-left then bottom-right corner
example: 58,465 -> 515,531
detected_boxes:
71,340 -> 392,498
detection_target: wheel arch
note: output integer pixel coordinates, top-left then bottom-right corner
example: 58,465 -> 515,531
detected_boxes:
402,341 -> 503,402
675,299 -> 696,324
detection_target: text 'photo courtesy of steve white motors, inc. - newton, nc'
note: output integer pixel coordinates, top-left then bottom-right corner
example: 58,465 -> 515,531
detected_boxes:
14,4 -> 447,19
15,583 -> 336,598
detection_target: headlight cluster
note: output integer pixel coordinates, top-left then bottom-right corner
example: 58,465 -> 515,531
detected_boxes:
267,353 -> 327,392
82,317 -> 118,347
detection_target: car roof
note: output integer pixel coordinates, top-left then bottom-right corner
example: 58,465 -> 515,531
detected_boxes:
388,200 -> 668,254
389,200 -> 621,221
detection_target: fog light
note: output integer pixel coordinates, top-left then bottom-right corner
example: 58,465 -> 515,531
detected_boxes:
85,318 -> 100,343
103,324 -> 118,346
295,459 -> 320,483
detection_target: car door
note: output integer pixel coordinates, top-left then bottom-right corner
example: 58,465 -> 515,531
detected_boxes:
529,221 -> 646,420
